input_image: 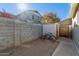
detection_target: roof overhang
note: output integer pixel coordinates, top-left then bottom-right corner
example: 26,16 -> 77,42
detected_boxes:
70,3 -> 79,18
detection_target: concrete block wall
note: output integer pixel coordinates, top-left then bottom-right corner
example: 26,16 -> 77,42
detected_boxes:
14,21 -> 42,46
14,22 -> 21,46
0,17 -> 42,51
0,17 -> 14,51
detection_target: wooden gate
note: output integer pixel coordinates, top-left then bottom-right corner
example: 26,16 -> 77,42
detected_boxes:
59,24 -> 69,37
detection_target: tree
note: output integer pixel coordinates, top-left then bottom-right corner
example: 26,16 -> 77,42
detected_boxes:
41,13 -> 60,24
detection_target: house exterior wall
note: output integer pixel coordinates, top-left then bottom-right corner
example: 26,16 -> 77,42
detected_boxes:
69,4 -> 79,55
72,9 -> 79,54
72,6 -> 79,28
17,11 -> 42,23
76,11 -> 79,25
0,17 -> 42,51
73,27 -> 79,54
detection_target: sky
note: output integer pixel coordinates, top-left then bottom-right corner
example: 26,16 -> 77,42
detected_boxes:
0,3 -> 70,20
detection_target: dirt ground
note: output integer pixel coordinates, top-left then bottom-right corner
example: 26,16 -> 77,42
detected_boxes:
10,39 -> 59,56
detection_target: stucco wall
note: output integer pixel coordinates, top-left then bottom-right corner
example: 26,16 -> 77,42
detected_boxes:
72,27 -> 79,54
77,11 -> 79,26
72,10 -> 79,55
0,17 -> 42,51
43,24 -> 57,36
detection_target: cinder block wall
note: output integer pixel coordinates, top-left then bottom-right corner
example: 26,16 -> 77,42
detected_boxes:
0,17 -> 14,51
0,17 -> 42,51
14,22 -> 42,46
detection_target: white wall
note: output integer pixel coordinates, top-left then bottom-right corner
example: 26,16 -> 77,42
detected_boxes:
72,10 -> 79,27
77,11 -> 79,25
43,24 -> 57,36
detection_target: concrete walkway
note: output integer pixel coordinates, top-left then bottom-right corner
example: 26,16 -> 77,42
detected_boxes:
10,39 -> 59,56
0,37 -> 77,56
52,37 -> 78,56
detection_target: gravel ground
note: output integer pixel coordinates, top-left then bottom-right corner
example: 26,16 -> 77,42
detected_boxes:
10,39 -> 59,56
